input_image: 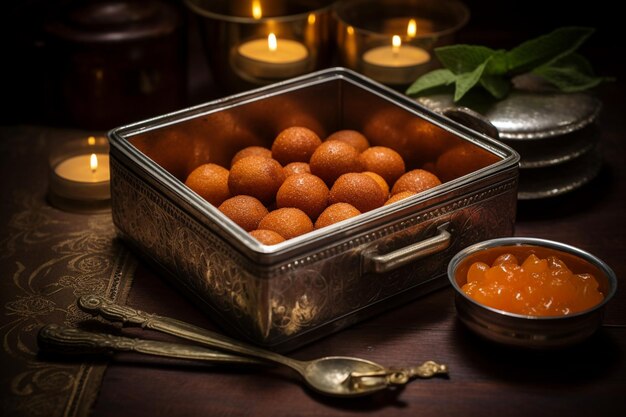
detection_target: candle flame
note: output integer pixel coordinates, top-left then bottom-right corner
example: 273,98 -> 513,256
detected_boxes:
346,25 -> 355,36
307,14 -> 316,25
90,153 -> 98,173
87,136 -> 96,146
407,19 -> 417,38
268,33 -> 277,51
252,0 -> 262,19
392,35 -> 401,55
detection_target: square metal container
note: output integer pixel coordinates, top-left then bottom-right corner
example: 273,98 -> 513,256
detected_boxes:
108,68 -> 520,351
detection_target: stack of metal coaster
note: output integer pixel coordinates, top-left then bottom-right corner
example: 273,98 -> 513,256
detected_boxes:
416,78 -> 603,200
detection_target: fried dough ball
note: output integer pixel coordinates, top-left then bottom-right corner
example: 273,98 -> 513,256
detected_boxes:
283,162 -> 311,178
184,163 -> 231,207
384,191 -> 417,206
309,140 -> 362,186
271,126 -> 322,165
314,203 -> 361,229
228,155 -> 285,205
276,173 -> 329,220
231,146 -> 272,166
134,128 -> 211,181
362,107 -> 412,156
402,118 -> 456,168
258,208 -> 314,240
329,173 -> 386,213
249,229 -> 286,245
218,195 -> 269,232
391,169 -> 442,195
362,171 -> 389,198
435,144 -> 499,182
325,129 -> 370,152
359,146 -> 405,185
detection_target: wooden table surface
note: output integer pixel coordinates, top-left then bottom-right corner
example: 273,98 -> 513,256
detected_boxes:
90,65 -> 626,417
2,3 -> 624,416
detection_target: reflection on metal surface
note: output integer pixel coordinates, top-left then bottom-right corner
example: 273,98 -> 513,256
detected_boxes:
75,295 -> 447,397
109,69 -> 519,350
517,147 -> 603,200
112,158 -> 517,348
417,89 -> 602,140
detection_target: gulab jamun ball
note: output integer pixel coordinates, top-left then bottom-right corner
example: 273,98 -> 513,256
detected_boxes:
218,195 -> 268,232
249,229 -> 285,245
401,118 -> 455,167
391,169 -> 442,195
276,173 -> 329,221
271,126 -> 322,165
258,208 -> 314,240
184,163 -> 231,207
137,129 -> 209,181
359,146 -> 405,185
435,144 -> 499,182
314,203 -> 361,229
283,161 -> 311,177
228,155 -> 285,205
325,129 -> 370,153
362,171 -> 389,198
309,140 -> 362,186
231,146 -> 272,166
362,108 -> 412,156
329,173 -> 386,213
384,191 -> 416,206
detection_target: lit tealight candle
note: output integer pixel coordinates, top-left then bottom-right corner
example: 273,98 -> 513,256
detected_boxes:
48,136 -> 111,212
236,32 -> 310,79
362,33 -> 431,85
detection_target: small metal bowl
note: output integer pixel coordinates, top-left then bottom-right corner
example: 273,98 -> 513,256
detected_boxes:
447,237 -> 617,349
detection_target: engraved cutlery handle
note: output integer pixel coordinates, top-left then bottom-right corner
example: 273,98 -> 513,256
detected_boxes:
37,323 -> 264,365
349,360 -> 449,387
405,360 -> 448,378
389,360 -> 449,384
78,295 -> 289,365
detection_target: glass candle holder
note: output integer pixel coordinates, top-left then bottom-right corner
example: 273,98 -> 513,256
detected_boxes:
334,0 -> 469,88
48,135 -> 111,213
185,0 -> 336,94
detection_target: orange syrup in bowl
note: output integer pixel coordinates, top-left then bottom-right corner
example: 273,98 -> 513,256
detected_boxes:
461,252 -> 604,316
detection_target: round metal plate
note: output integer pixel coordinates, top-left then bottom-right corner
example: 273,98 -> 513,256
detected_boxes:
416,82 -> 602,140
517,146 -> 603,200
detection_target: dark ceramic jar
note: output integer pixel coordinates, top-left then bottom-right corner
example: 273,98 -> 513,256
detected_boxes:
44,0 -> 187,129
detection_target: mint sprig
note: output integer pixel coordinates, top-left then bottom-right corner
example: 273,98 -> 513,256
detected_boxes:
406,27 -> 612,101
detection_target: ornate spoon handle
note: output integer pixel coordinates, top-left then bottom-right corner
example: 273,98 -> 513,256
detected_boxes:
77,295 -> 289,365
348,360 -> 449,387
37,323 -> 264,365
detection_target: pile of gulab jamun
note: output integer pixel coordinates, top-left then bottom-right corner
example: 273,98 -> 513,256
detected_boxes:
185,126 -> 443,245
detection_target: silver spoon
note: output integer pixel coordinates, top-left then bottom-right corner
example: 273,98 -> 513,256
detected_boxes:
77,295 -> 448,397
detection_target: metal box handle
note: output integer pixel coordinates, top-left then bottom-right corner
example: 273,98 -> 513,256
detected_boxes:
441,107 -> 500,139
362,223 -> 451,274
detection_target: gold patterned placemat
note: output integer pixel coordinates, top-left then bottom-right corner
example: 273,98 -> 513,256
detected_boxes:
0,126 -> 137,417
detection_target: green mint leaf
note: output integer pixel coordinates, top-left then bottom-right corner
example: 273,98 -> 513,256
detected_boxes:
532,53 -> 612,92
485,50 -> 509,75
454,57 -> 492,101
435,45 -> 496,74
407,26 -> 607,101
405,69 -> 456,96
480,75 -> 512,99
505,27 -> 594,74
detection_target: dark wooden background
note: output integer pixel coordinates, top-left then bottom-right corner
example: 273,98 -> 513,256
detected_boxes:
1,1 -> 624,416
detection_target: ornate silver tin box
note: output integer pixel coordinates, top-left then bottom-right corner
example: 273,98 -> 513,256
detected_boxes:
108,68 -> 519,351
